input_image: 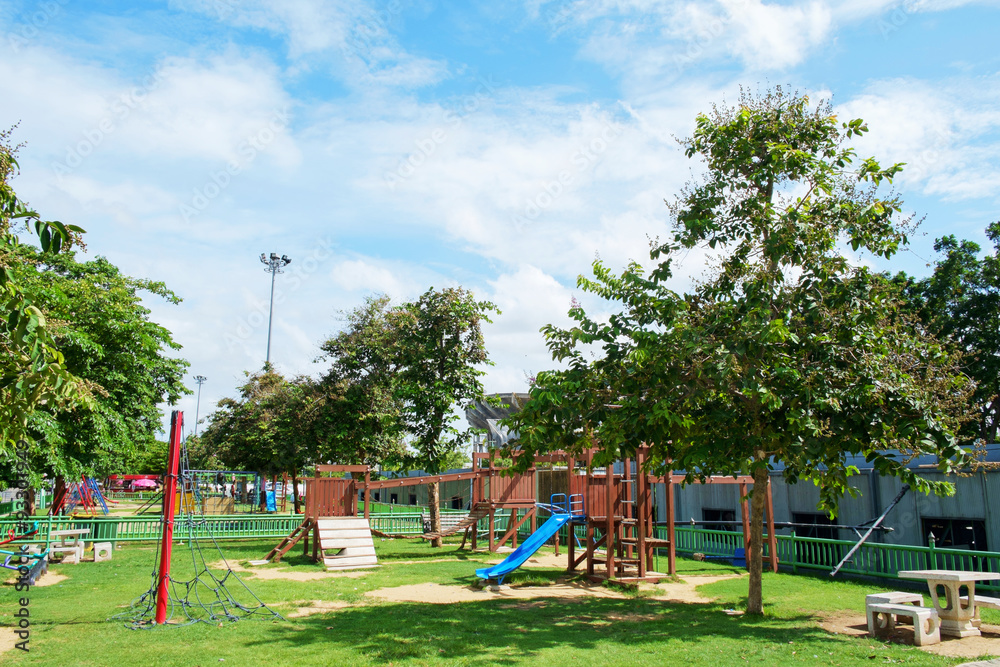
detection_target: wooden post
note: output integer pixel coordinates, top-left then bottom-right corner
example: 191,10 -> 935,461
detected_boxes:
586,451 -> 595,576
666,472 -> 676,576
623,456 -> 633,562
765,476 -> 778,573
739,482 -> 751,556
488,453 -> 496,552
605,461 -> 614,579
472,464 -> 481,551
364,468 -> 370,521
281,472 -> 288,512
636,449 -> 646,578
567,455 -> 575,572
311,521 -> 319,562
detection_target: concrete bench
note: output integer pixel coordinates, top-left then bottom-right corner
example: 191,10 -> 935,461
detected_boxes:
867,602 -> 940,646
959,594 -> 1000,627
960,594 -> 1000,610
50,544 -> 84,564
866,591 -> 924,624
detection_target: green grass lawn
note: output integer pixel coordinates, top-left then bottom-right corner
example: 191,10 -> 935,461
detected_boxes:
2,537 -> 996,666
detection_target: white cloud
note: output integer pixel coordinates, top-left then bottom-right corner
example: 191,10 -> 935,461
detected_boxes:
533,0 -> 998,85
837,77 -> 1000,201
171,0 -> 449,88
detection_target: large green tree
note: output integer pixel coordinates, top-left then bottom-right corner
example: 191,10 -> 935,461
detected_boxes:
316,295 -> 409,467
893,223 -> 1000,443
508,89 -> 973,614
12,245 -> 189,483
317,289 -> 498,545
391,287 -> 498,545
1,133 -> 88,494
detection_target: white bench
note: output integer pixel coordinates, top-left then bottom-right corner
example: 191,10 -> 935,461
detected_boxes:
959,594 -> 1000,627
867,602 -> 940,646
865,591 -> 923,624
49,528 -> 90,565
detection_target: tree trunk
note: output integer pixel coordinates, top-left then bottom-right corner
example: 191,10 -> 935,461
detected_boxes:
52,475 -> 67,515
24,487 -> 36,516
746,463 -> 769,615
292,468 -> 301,514
984,396 -> 1000,444
428,481 -> 442,547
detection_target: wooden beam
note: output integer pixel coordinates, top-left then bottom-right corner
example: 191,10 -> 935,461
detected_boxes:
496,508 -> 534,550
765,476 -> 778,573
364,470 -> 485,490
315,465 -> 369,473
739,482 -> 751,555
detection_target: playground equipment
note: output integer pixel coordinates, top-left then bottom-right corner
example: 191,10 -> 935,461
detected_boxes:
113,411 -> 281,628
49,476 -> 112,517
266,445 -> 779,584
476,494 -> 584,584
313,517 -> 379,571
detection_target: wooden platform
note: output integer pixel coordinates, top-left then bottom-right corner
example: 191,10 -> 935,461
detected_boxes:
316,517 -> 379,571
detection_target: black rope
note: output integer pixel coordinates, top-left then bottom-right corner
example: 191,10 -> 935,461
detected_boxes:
110,445 -> 283,629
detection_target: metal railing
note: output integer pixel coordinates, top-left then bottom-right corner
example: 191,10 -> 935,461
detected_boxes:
0,509 -> 495,544
7,512 -> 996,593
671,526 -> 1000,594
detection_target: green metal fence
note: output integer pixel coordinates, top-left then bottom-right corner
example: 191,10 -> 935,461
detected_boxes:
0,509 -> 493,544
6,512 -> 997,593
670,526 -> 1000,594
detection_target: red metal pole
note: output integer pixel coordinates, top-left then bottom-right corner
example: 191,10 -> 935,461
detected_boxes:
154,410 -> 183,625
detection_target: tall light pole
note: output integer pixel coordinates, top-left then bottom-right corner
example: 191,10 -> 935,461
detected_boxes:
193,375 -> 207,437
260,252 -> 291,366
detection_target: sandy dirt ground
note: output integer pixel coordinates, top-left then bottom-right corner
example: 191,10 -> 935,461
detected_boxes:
0,628 -> 19,656
212,560 -> 373,581
285,599 -> 351,618
3,571 -> 67,588
817,610 -> 1000,660
365,573 -> 744,605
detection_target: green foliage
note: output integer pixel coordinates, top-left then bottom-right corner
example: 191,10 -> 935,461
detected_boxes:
200,370 -> 308,475
508,87 -> 973,614
0,130 -> 89,476
127,439 -> 170,475
893,222 -> 1000,443
390,287 -> 498,474
10,244 -> 189,482
317,295 -> 410,467
317,289 -> 498,474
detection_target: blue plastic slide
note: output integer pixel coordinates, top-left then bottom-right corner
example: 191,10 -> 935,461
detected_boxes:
475,513 -> 573,584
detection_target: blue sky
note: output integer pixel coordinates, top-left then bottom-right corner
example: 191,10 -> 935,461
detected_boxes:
2,0 -> 999,436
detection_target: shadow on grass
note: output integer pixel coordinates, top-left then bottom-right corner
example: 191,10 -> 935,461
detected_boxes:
250,596 -> 838,664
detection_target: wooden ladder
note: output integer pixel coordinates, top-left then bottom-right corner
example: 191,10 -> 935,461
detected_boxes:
265,517 -> 313,563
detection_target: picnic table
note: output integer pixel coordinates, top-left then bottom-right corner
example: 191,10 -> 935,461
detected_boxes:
898,569 -> 1000,637
50,528 -> 90,548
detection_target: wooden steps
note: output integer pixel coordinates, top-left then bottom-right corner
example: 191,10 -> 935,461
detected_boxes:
265,518 -> 313,563
316,517 -> 379,572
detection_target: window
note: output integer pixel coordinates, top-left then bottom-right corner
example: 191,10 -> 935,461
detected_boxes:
703,508 -> 736,531
409,494 -> 417,506
390,493 -> 398,505
922,518 -> 987,551
792,512 -> 840,540
451,496 -> 463,510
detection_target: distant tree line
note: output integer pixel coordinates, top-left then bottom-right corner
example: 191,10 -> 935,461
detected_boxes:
197,289 -> 497,541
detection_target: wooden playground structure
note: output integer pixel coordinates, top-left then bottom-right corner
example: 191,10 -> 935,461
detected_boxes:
267,448 -> 778,582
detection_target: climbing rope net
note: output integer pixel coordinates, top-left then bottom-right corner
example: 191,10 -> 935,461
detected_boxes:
111,446 -> 283,629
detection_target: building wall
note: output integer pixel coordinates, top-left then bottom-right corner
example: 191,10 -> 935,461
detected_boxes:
662,469 -> 1000,551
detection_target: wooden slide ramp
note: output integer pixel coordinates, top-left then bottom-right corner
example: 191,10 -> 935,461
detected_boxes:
317,517 -> 379,571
